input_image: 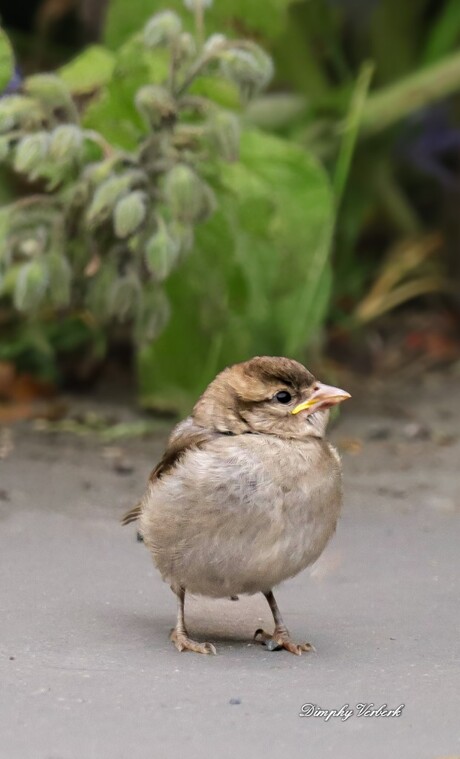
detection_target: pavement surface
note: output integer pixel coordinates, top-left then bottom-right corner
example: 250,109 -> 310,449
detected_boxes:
1,372 -> 459,759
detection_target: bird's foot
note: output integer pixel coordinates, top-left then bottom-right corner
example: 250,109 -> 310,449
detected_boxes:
253,627 -> 315,656
170,628 -> 217,655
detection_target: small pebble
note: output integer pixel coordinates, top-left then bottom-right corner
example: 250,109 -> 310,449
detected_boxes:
367,425 -> 391,441
114,459 -> 135,475
377,486 -> 405,499
265,639 -> 282,652
403,422 -> 431,441
103,447 -> 135,475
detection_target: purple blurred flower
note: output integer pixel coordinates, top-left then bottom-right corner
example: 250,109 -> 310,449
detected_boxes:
400,105 -> 460,188
1,66 -> 22,97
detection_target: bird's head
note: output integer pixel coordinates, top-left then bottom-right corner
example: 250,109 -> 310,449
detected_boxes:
193,356 -> 350,439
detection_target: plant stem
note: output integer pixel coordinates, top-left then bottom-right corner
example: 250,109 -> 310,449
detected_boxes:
9,194 -> 59,210
83,130 -> 115,159
361,50 -> 460,136
175,39 -> 252,97
194,0 -> 205,51
334,61 -> 374,208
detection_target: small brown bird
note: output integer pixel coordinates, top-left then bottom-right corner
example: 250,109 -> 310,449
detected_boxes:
122,356 -> 350,655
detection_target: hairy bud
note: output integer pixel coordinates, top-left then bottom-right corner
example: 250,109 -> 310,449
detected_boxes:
134,284 -> 170,345
177,32 -> 196,62
18,237 -> 43,258
169,220 -> 194,256
108,272 -> 141,322
49,125 -> 83,163
47,250 -> 72,307
208,110 -> 240,161
14,132 -> 49,177
135,85 -> 177,130
14,259 -> 48,311
220,45 -> 273,98
86,263 -> 116,320
0,95 -> 43,134
203,33 -> 226,56
113,190 -> 147,238
164,164 -> 216,223
83,157 -> 118,186
144,218 -> 180,281
86,173 -> 143,228
143,11 -> 182,49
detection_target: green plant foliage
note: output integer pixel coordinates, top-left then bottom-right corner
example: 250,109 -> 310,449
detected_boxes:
423,0 -> 460,64
58,46 -> 116,94
104,0 -> 298,50
1,10 -> 337,399
139,129 -> 333,412
0,25 -> 14,93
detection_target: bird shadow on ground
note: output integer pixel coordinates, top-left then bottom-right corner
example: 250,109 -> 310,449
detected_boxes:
94,603 -> 261,649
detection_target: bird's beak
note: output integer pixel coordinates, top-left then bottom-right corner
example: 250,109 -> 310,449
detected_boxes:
291,382 -> 351,415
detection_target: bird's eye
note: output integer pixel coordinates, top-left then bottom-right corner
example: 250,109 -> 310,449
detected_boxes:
274,390 -> 292,404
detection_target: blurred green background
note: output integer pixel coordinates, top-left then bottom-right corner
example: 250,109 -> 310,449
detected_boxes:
1,0 -> 460,414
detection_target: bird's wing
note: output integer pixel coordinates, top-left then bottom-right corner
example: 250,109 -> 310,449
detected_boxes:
121,419 -> 216,525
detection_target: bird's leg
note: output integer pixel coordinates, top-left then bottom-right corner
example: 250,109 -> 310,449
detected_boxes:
254,590 -> 314,656
170,587 -> 217,655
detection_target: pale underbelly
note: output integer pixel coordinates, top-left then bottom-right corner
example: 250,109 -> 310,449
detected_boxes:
150,491 -> 340,597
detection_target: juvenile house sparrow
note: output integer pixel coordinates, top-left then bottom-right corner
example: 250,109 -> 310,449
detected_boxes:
122,356 -> 350,655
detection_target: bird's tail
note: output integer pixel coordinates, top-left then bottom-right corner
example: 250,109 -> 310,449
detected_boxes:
121,502 -> 142,526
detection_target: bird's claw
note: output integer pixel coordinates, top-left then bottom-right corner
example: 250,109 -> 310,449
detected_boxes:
253,627 -> 315,656
170,628 -> 217,655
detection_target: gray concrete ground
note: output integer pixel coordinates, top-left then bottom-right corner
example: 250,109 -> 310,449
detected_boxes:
1,372 -> 459,759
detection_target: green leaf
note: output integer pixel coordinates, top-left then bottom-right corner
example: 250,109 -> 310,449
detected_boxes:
82,41 -> 157,149
139,129 -> 334,412
59,45 -> 116,94
0,26 -> 14,93
333,61 -> 374,207
189,75 -> 241,109
423,0 -> 460,64
369,0 -> 429,84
